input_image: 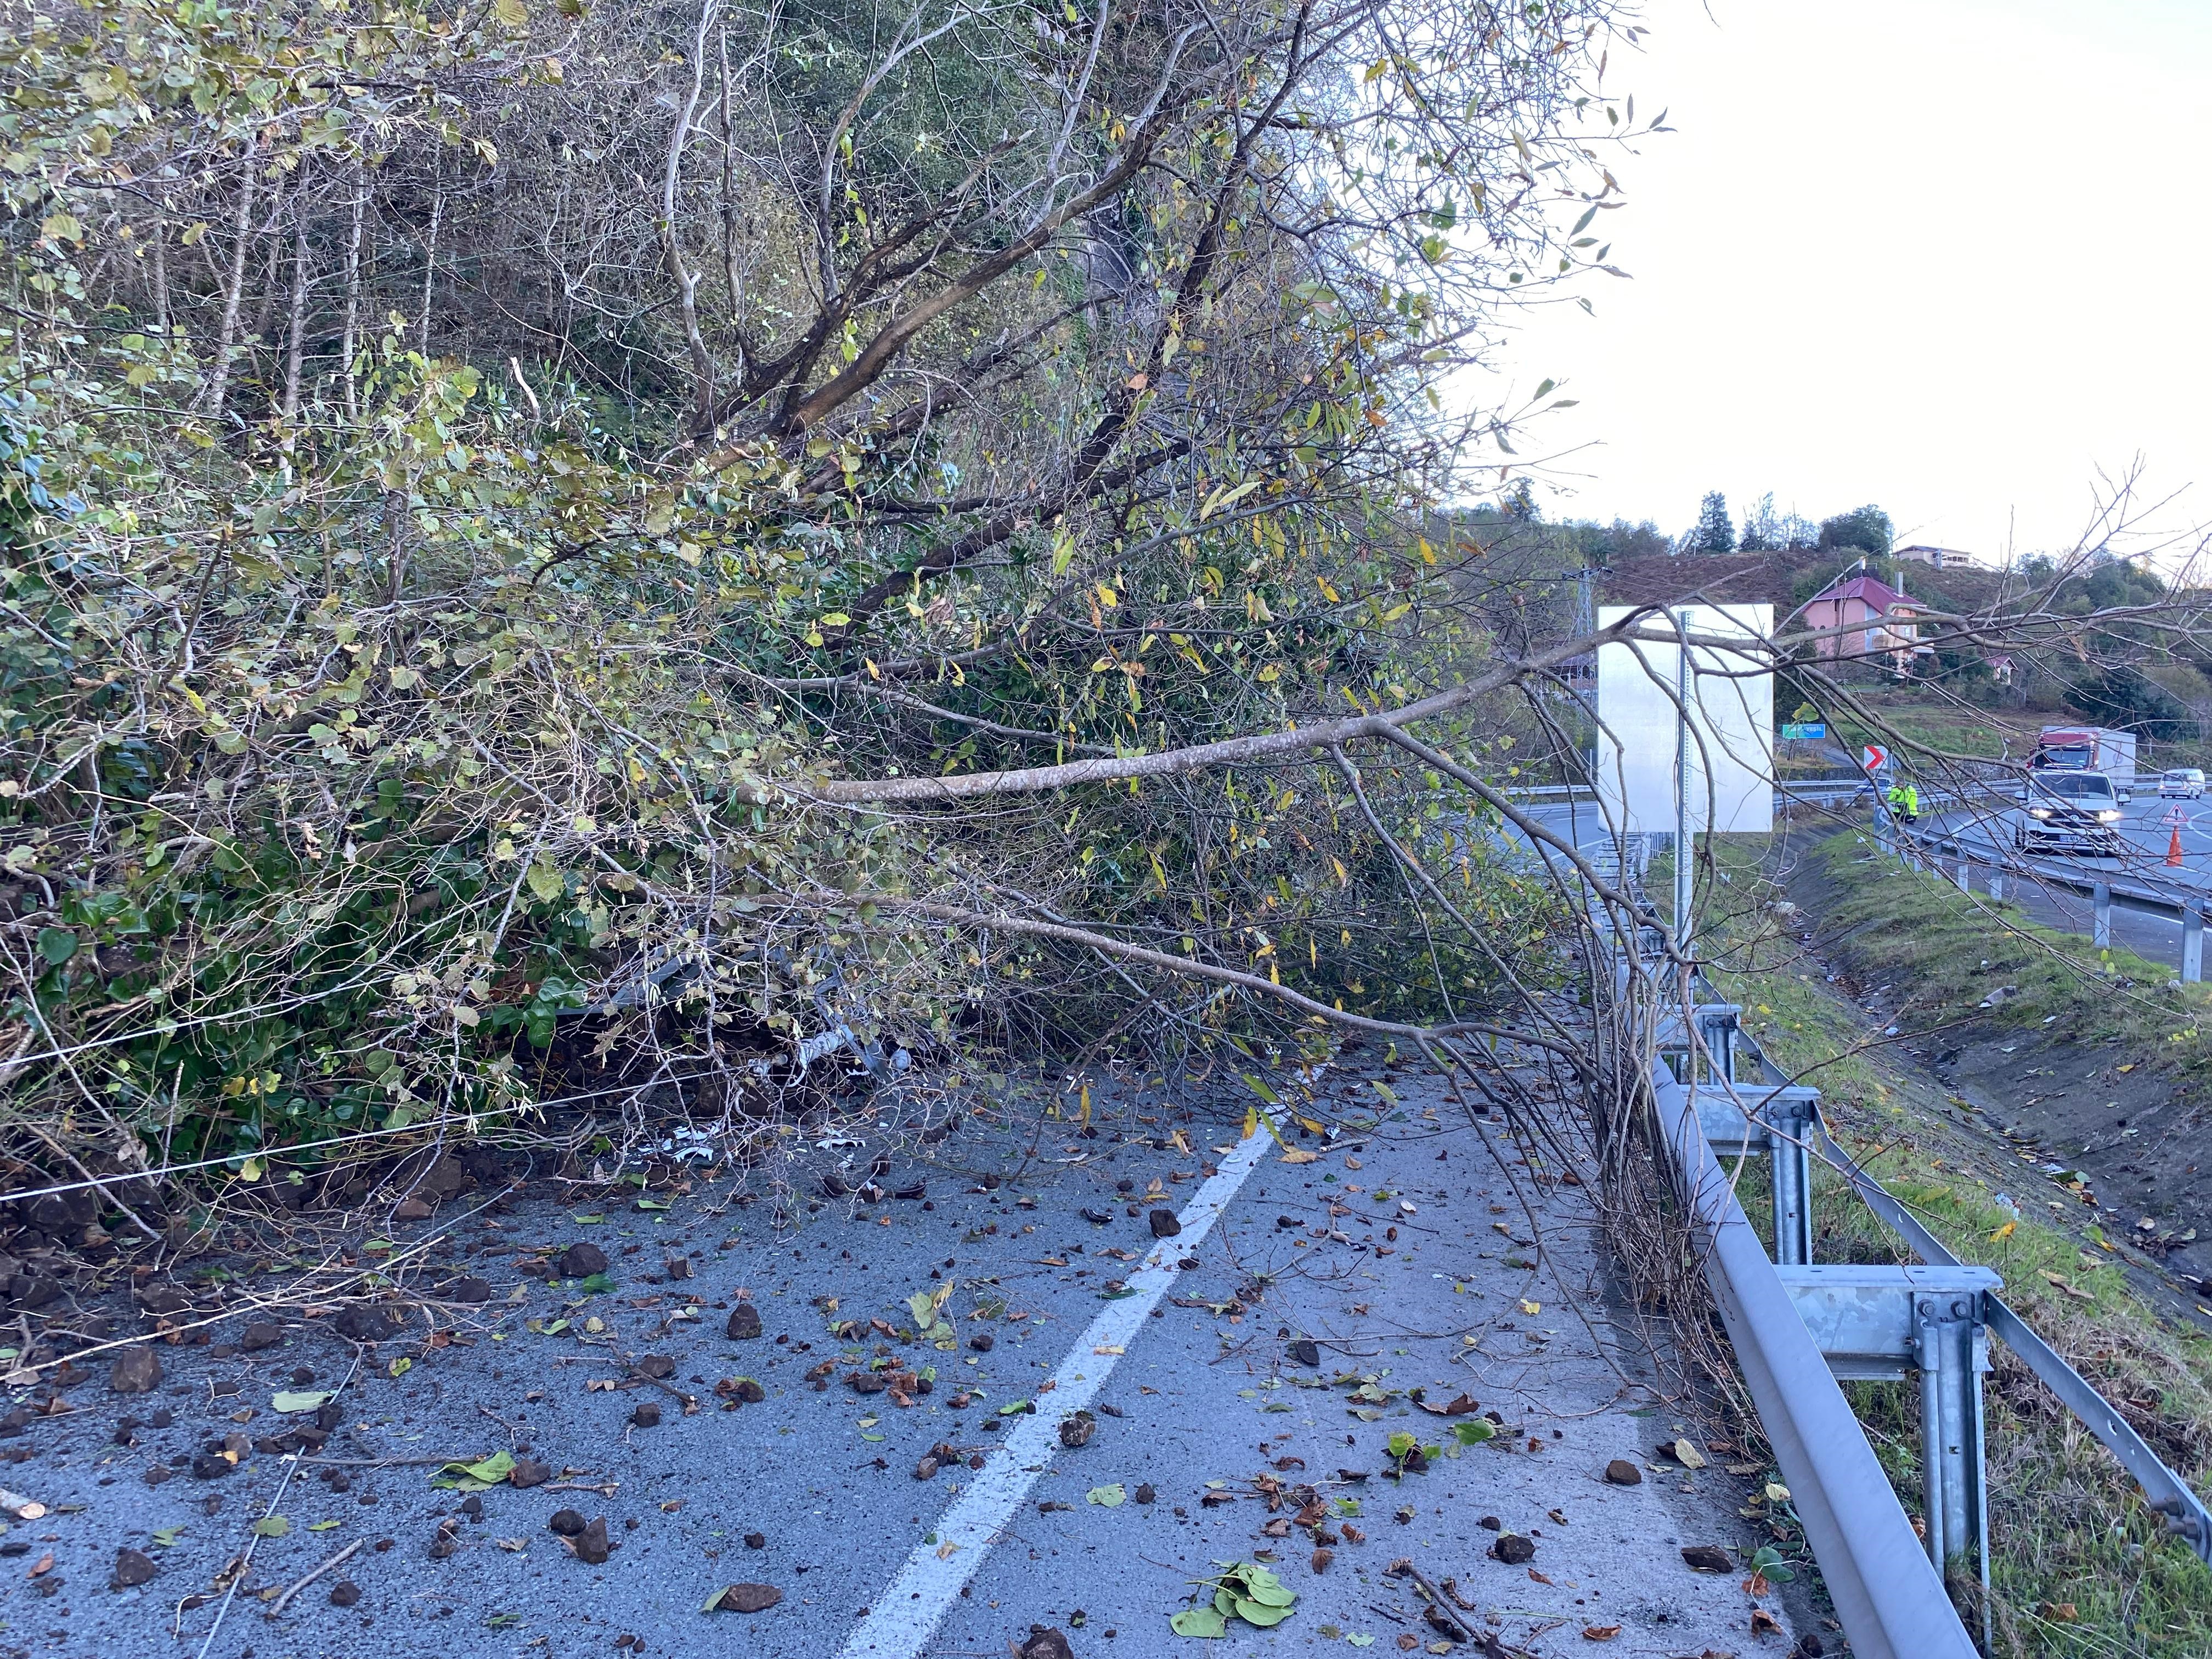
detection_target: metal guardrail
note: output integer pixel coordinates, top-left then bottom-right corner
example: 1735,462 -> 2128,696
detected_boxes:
1805,1108 -> 2212,1559
1599,844 -> 2212,1655
1646,1062 -> 1980,1659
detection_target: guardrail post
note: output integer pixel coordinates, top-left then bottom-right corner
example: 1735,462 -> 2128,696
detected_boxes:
2187,911 -> 2205,984
1951,857 -> 1970,893
1697,1006 -> 1738,1084
1917,1288 -> 1993,1642
2094,883 -> 2112,949
1988,871 -> 2004,902
1764,1093 -> 1818,1266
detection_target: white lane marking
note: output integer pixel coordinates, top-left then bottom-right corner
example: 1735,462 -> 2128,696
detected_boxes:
836,1122 -> 1279,1658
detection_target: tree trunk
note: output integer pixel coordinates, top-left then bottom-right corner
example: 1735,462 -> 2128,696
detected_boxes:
663,0 -> 720,436
149,208 -> 170,335
340,171 -> 366,422
279,188 -> 312,430
418,168 -> 443,352
717,35 -> 745,380
199,155 -> 259,417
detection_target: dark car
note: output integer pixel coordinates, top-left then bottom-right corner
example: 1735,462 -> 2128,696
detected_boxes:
2016,770 -> 2124,856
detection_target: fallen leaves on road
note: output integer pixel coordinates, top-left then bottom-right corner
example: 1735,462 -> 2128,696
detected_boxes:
702,1582 -> 782,1614
431,1451 -> 515,1491
1169,1560 -> 1297,1637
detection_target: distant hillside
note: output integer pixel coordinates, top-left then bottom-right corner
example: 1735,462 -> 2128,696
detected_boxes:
1599,551 -> 2015,620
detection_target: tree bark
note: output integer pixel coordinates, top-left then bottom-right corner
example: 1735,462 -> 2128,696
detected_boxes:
340,170 -> 366,421
198,154 -> 259,417
418,163 -> 443,351
279,187 -> 312,429
663,0 -> 721,436
149,206 -> 170,335
803,614 -> 1650,803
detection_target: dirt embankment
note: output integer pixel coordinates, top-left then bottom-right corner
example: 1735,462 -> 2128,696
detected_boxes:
1780,837 -> 2212,1300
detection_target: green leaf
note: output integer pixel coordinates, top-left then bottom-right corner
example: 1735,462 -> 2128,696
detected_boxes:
431,1451 -> 516,1491
1233,1596 -> 1292,1627
1169,1606 -> 1227,1638
1233,1565 -> 1295,1607
35,928 -> 78,965
272,1390 -> 333,1414
151,1526 -> 184,1547
571,1212 -> 605,1224
1241,1074 -> 1281,1105
525,860 -> 565,902
251,1515 -> 290,1538
309,1519 -> 342,1531
1452,1420 -> 1496,1446
1087,1483 -> 1126,1506
575,1272 -> 616,1294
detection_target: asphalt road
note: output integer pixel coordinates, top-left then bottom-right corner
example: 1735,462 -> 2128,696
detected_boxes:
4,1065 -> 1799,1658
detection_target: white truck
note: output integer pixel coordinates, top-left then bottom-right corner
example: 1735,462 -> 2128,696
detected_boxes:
2032,725 -> 2138,799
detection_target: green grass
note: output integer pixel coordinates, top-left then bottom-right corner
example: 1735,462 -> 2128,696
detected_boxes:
1826,693 -> 2043,765
1689,834 -> 2212,1657
1795,829 -> 2212,1074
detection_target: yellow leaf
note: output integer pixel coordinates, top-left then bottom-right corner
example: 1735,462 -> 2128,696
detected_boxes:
1988,1220 -> 2016,1243
1519,1299 -> 1541,1316
1242,1104 -> 1259,1140
1279,1149 -> 1320,1164
493,0 -> 528,24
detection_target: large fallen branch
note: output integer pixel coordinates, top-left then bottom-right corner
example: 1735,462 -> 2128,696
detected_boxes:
800,612 -> 1654,804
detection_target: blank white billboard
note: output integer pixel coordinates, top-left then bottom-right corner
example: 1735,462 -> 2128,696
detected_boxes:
1593,604 -> 1774,836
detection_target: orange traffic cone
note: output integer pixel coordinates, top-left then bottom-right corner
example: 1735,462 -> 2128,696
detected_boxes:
2169,821 -> 2186,867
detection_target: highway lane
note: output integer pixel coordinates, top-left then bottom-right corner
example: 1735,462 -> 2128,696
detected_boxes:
1507,789 -> 2212,977
1928,788 -> 2212,897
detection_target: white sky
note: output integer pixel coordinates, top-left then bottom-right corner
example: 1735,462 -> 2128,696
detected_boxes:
1489,0 -> 2212,566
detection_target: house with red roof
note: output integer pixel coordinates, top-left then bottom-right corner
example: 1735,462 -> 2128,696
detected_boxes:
1795,564 -> 1932,674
